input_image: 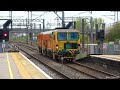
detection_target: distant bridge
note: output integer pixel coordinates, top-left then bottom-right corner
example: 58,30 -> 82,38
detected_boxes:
9,28 -> 96,34
10,28 -> 54,33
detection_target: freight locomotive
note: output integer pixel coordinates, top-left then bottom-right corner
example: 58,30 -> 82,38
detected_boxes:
37,29 -> 80,62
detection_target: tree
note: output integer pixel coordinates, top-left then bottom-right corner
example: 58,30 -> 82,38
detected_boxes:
75,17 -> 104,31
76,18 -> 90,31
106,22 -> 120,41
75,17 -> 104,43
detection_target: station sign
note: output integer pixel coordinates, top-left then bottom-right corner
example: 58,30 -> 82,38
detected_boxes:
2,40 -> 5,43
103,44 -> 107,50
108,44 -> 114,49
2,43 -> 5,48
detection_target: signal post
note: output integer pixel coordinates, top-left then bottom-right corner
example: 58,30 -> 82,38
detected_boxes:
96,23 -> 105,54
0,29 -> 9,53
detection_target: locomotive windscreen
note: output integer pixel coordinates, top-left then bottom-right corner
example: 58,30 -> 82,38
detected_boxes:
64,43 -> 78,49
68,32 -> 78,40
57,32 -> 67,41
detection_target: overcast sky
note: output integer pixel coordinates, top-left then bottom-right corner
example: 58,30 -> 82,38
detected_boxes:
0,11 -> 119,28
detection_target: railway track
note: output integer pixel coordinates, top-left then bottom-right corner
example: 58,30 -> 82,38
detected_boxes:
13,43 -> 95,79
13,42 -> 120,79
16,45 -> 71,79
65,62 -> 120,79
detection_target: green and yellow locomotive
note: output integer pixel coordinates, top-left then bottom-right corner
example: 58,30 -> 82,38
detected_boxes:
37,29 -> 80,62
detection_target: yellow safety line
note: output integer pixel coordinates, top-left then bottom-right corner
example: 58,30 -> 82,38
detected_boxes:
11,52 -> 49,79
15,53 -> 46,79
11,52 -> 32,79
6,52 -> 14,79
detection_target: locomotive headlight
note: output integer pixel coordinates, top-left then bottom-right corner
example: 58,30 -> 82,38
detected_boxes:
56,46 -> 58,49
56,45 -> 59,49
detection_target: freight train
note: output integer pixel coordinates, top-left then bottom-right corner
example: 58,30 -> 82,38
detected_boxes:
37,29 -> 80,62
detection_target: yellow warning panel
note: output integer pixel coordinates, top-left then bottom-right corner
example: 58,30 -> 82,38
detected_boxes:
11,52 -> 48,79
11,52 -> 32,79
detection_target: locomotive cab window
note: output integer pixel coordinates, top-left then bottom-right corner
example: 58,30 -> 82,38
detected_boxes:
57,32 -> 67,41
68,32 -> 78,40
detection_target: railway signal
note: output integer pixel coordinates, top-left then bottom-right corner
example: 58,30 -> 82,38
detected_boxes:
95,23 -> 105,55
0,29 -> 9,42
96,23 -> 105,41
3,30 -> 9,42
96,32 -> 100,40
100,29 -> 105,41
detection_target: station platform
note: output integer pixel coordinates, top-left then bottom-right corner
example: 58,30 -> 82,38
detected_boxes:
91,55 -> 120,61
0,52 -> 52,79
90,55 -> 120,68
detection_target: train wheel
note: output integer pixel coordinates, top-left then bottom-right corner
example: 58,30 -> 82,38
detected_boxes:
55,55 -> 59,62
39,48 -> 42,54
60,57 -> 64,64
43,49 -> 47,56
45,49 -> 47,56
52,52 -> 55,60
46,50 -> 49,57
70,59 -> 74,63
66,59 -> 73,63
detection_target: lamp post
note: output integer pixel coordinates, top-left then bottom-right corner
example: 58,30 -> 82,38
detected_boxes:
117,11 -> 118,22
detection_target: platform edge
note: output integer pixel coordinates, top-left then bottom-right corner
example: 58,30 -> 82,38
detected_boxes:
19,52 -> 52,79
